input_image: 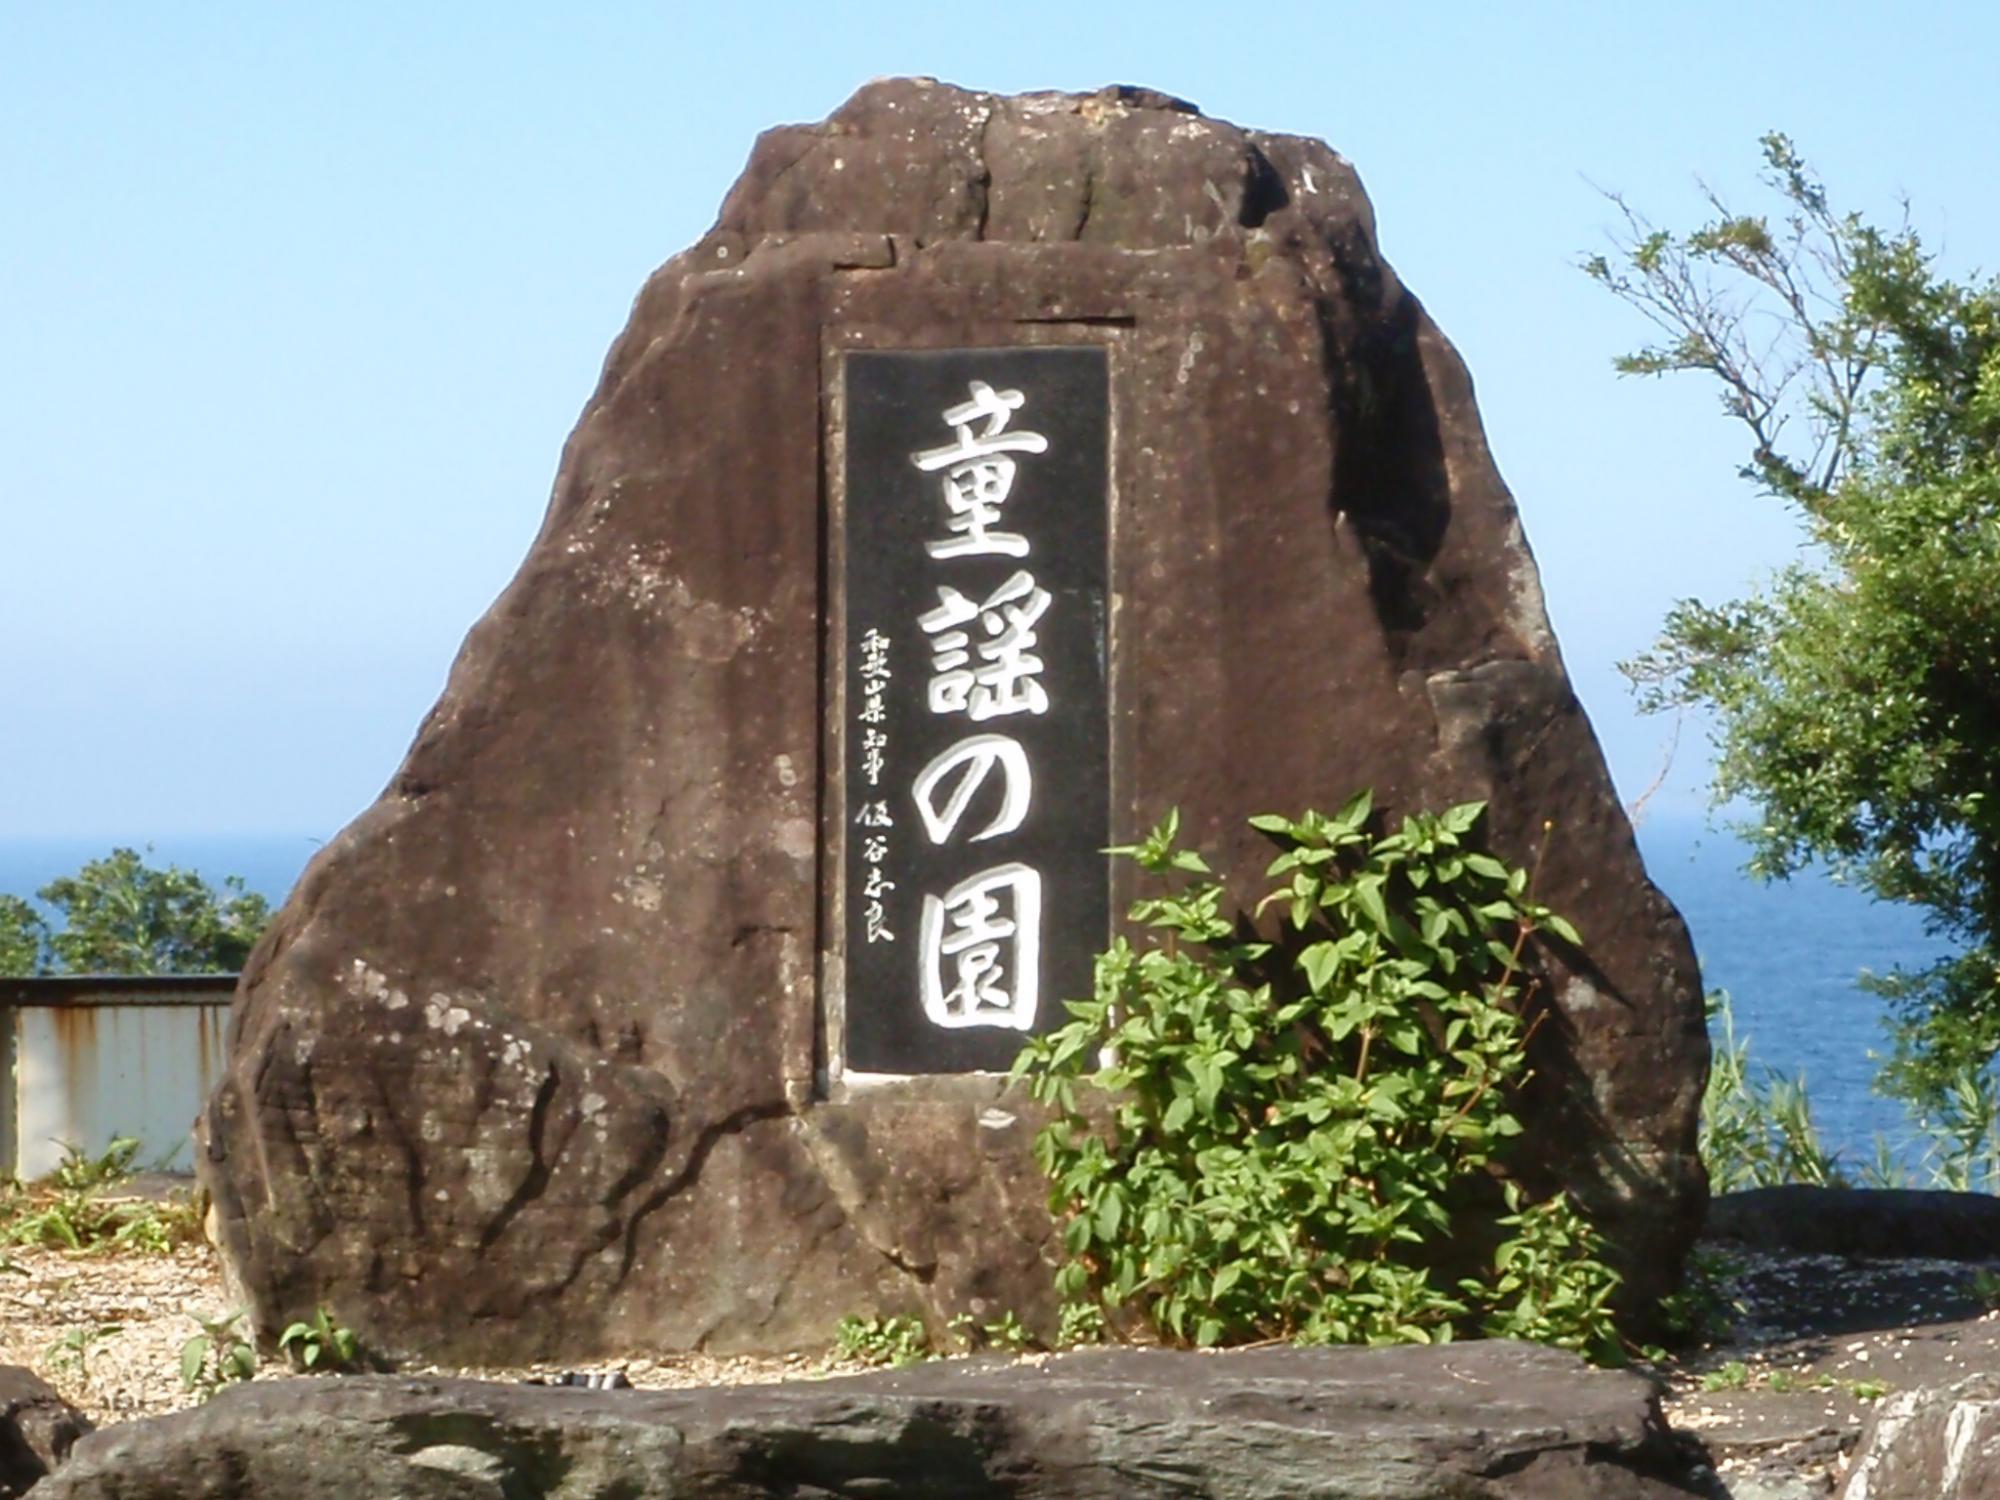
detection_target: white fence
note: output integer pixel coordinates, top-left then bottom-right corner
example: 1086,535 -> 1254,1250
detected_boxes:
0,976 -> 234,1179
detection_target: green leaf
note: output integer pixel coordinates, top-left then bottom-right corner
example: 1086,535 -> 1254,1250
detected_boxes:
1096,1191 -> 1124,1242
1332,788 -> 1374,832
1299,942 -> 1340,993
1351,878 -> 1390,934
1064,1217 -> 1094,1255
1543,914 -> 1583,946
1441,802 -> 1486,835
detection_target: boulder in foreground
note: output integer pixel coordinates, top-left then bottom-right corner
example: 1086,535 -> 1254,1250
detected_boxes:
41,1343 -> 1699,1500
1841,1371 -> 2000,1499
0,1365 -> 91,1500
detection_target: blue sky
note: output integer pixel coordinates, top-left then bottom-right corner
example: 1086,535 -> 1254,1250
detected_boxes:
4,2 -> 1997,838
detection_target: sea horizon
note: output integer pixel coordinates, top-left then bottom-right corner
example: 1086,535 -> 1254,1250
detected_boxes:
0,812 -> 1949,1175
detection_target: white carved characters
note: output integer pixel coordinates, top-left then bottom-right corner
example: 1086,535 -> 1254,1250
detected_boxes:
912,379 -> 1048,560
919,863 -> 1042,1030
919,570 -> 1052,721
904,378 -> 1054,1034
911,733 -> 1031,846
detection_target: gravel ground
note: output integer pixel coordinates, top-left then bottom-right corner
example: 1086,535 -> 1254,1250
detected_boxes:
0,1241 -> 230,1426
1654,1246 -> 2000,1496
0,1236 -> 851,1429
11,1196 -> 1993,1500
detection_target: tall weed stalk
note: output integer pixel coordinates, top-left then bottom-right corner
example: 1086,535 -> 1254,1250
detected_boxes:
1701,993 -> 1847,1191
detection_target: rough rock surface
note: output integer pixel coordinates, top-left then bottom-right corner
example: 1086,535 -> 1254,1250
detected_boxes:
39,1343 -> 1702,1500
0,1365 -> 92,1500
199,78 -> 1707,1362
1839,1372 -> 2000,1499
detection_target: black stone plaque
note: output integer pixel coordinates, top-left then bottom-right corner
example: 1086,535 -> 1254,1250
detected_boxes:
842,347 -> 1110,1075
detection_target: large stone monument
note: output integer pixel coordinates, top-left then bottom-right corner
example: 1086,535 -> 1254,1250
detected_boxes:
199,80 -> 1709,1362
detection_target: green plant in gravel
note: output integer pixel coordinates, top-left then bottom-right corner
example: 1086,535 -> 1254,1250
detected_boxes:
1761,1368 -> 1841,1395
1701,1360 -> 1752,1392
1056,1300 -> 1107,1348
1012,796 -> 1622,1361
1,1138 -> 203,1255
833,1314 -> 931,1368
46,1321 -> 121,1383
180,1309 -> 258,1401
103,1195 -> 203,1256
948,1310 -> 1033,1354
279,1306 -> 361,1372
1697,1364 -> 1839,1396
51,1137 -> 141,1192
3,1194 -> 95,1251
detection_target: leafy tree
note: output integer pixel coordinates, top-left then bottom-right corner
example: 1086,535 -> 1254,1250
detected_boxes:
0,848 -> 270,977
0,897 -> 47,975
1584,134 -> 2000,1120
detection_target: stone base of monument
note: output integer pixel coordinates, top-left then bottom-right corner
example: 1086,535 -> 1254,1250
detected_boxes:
34,1342 -> 1703,1500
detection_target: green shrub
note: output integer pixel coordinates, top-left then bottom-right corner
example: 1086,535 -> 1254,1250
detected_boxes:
1056,1300 -> 1106,1348
1012,796 -> 1621,1361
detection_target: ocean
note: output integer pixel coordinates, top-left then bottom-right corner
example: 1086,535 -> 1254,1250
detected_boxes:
1634,815 -> 1941,1167
0,817 -> 1947,1171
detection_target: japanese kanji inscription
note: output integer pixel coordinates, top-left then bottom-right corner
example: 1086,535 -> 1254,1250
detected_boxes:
842,347 -> 1110,1075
